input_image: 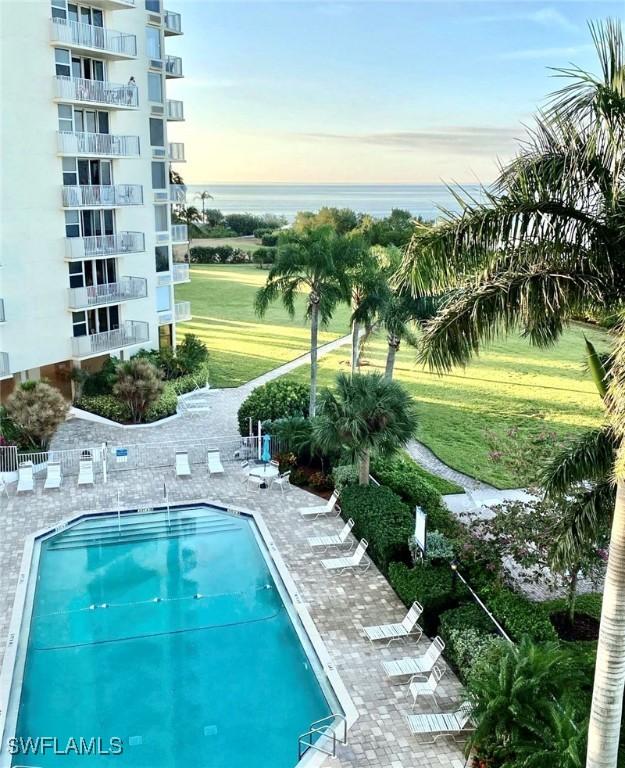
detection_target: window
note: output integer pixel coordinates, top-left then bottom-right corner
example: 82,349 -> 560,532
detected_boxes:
149,118 -> 164,147
147,72 -> 163,103
155,246 -> 169,272
151,162 -> 166,190
55,49 -> 71,77
62,157 -> 78,186
58,104 -> 73,132
146,27 -> 162,60
159,324 -> 173,349
72,311 -> 87,337
69,262 -> 84,289
156,286 -> 171,312
154,205 -> 168,233
51,0 -> 67,20
145,0 -> 161,12
65,211 -> 80,238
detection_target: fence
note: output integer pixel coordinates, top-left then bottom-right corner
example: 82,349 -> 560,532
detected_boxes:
0,445 -> 105,477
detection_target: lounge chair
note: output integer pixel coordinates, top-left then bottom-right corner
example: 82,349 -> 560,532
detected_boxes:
299,489 -> 341,519
246,474 -> 264,492
175,451 -> 191,477
363,601 -> 423,645
78,457 -> 94,486
409,665 -> 445,707
16,461 -> 34,493
308,518 -> 355,552
321,539 -> 369,575
44,461 -> 62,490
382,636 -> 445,681
271,470 -> 291,494
405,702 -> 473,743
207,450 -> 224,476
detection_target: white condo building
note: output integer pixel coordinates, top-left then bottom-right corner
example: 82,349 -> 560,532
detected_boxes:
0,0 -> 191,402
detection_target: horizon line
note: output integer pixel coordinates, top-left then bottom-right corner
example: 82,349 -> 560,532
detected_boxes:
182,180 -> 488,186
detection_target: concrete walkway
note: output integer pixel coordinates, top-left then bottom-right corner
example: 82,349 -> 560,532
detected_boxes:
405,439 -> 494,493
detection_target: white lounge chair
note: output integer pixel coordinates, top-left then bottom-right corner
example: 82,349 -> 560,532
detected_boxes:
409,665 -> 445,707
78,457 -> 94,486
308,518 -> 355,552
16,461 -> 34,493
207,449 -> 224,476
175,451 -> 191,478
405,702 -> 473,743
363,601 -> 423,645
246,474 -> 264,492
299,489 -> 341,519
44,461 -> 62,490
382,636 -> 445,681
321,539 -> 369,574
271,470 -> 291,494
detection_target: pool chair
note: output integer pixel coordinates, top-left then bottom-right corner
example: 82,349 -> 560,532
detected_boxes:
405,702 -> 474,743
308,518 -> 354,552
299,489 -> 341,519
78,457 -> 95,486
321,538 -> 369,575
362,600 -> 423,645
246,473 -> 264,492
408,665 -> 445,708
175,451 -> 191,478
207,450 -> 224,476
271,470 -> 291,494
16,461 -> 34,493
0,477 -> 9,498
44,461 -> 62,491
381,636 -> 445,682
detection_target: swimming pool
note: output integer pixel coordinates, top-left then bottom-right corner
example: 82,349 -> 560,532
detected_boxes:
1,505 -> 349,767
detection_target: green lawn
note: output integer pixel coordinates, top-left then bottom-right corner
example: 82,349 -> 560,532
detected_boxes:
177,265 -> 609,488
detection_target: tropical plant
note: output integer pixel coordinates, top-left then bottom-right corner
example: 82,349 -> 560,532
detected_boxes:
174,205 -> 202,256
195,189 -> 213,222
5,381 -> 69,449
237,380 -> 310,435
397,21 -> 624,766
255,227 -> 358,416
112,359 -> 164,424
347,242 -> 387,371
314,372 -> 418,484
176,334 -> 209,375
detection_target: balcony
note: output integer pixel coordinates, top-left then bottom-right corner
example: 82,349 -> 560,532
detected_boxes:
50,18 -> 137,58
65,232 -> 145,260
0,299 -> 5,323
170,224 -> 188,243
168,142 -> 185,162
62,184 -> 143,208
0,352 -> 10,379
89,0 -> 135,8
165,55 -> 183,78
169,184 -> 186,204
72,320 -> 149,358
175,301 -> 192,322
163,10 -> 182,35
172,263 -> 190,284
166,99 -> 184,121
55,76 -> 138,109
57,131 -> 140,157
68,276 -> 147,309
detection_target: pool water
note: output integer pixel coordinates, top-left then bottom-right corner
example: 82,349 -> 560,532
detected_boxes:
11,507 -> 332,767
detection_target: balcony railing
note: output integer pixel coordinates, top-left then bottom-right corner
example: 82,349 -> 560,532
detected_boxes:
55,76 -> 138,108
72,320 -> 149,358
169,184 -> 186,204
165,55 -> 183,78
170,224 -> 188,243
0,352 -> 10,379
172,263 -> 190,283
163,10 -> 182,35
175,301 -> 192,322
166,98 -> 184,120
94,0 -> 135,7
168,142 -> 185,162
68,276 -> 147,309
50,18 -> 137,57
65,232 -> 145,260
62,184 -> 143,208
57,131 -> 140,157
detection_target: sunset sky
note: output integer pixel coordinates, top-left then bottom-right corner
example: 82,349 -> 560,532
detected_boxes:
166,0 -> 623,184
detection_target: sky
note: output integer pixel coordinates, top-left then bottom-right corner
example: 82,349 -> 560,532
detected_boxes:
166,0 -> 624,184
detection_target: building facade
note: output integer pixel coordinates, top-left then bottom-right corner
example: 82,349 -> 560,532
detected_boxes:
0,0 -> 191,402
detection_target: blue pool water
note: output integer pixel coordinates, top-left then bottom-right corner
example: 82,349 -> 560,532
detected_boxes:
10,507 -> 332,767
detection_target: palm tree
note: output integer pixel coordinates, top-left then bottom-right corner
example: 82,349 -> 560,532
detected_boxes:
347,243 -> 387,372
174,205 -> 202,258
397,21 -> 624,768
255,226 -> 356,416
195,190 -> 213,222
313,372 -> 418,485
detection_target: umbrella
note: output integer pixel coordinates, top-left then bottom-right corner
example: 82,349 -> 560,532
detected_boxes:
261,433 -> 272,464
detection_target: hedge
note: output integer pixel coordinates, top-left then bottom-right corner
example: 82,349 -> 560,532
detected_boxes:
189,245 -> 249,264
339,485 -> 413,574
237,380 -> 310,435
77,381 -> 179,424
483,587 -> 557,643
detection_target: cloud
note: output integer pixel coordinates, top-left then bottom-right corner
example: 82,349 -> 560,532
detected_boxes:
478,7 -> 578,33
297,126 -> 523,156
496,43 -> 594,61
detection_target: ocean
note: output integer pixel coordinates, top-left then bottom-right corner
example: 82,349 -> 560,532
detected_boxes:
183,183 -> 483,222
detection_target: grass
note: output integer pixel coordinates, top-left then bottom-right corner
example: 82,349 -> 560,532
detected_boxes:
190,236 -> 261,253
177,265 -> 609,488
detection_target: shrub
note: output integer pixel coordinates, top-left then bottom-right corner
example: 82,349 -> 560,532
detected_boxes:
483,587 -> 557,642
0,406 -> 27,448
289,467 -> 308,486
189,245 -> 248,263
144,385 -> 178,421
261,233 -> 279,247
423,530 -> 455,563
176,334 -> 209,374
445,628 -> 503,684
113,359 -> 165,424
332,464 -> 359,491
75,394 -> 130,422
6,381 -> 69,448
169,362 -> 210,395
252,247 -> 276,266
308,471 -> 333,491
81,357 -> 120,396
340,485 -> 413,574
237,380 -> 310,435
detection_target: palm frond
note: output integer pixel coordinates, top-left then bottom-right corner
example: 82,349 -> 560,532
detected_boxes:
542,425 -> 617,495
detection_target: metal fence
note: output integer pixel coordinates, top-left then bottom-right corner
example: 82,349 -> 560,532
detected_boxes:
0,445 -> 105,477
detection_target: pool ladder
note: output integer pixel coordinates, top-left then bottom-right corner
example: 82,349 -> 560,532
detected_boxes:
298,713 -> 347,761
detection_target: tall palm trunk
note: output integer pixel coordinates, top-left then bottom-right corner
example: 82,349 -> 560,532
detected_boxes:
351,320 -> 360,373
358,448 -> 370,486
309,294 -> 320,417
385,335 -> 400,379
587,478 -> 625,768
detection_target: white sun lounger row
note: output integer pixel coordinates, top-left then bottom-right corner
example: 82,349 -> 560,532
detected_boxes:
14,458 -> 94,493
175,450 -> 225,478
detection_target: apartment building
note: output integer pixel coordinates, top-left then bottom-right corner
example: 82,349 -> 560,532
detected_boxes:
0,0 -> 192,402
